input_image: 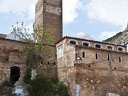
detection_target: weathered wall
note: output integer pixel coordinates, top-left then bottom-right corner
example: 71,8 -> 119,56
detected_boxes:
76,46 -> 128,70
0,38 -> 57,83
76,65 -> 128,96
56,37 -> 128,96
0,38 -> 26,83
35,0 -> 62,44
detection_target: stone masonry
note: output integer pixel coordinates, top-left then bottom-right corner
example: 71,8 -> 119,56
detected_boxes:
34,0 -> 62,44
56,36 -> 128,96
0,38 -> 26,83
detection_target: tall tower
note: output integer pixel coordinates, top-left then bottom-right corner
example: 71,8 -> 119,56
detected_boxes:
34,0 -> 62,44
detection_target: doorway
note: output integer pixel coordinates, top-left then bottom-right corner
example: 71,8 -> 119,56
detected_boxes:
10,66 -> 20,84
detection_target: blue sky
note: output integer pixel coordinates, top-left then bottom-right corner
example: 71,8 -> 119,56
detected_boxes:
0,0 -> 128,41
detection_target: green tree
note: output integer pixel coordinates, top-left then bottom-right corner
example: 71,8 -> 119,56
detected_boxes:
13,22 -> 53,80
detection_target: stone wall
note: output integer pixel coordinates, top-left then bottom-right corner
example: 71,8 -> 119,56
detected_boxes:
76,65 -> 128,96
56,37 -> 128,96
0,38 -> 57,83
35,0 -> 62,44
0,38 -> 26,83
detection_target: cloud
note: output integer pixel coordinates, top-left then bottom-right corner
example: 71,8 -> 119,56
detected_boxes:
63,0 -> 82,24
99,31 -> 118,40
86,0 -> 128,26
0,0 -> 37,20
0,0 -> 82,24
77,32 -> 85,37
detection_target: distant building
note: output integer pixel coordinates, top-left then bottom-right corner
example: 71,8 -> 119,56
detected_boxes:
6,31 -> 22,41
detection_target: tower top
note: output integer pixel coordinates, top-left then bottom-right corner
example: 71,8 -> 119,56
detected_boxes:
34,0 -> 62,44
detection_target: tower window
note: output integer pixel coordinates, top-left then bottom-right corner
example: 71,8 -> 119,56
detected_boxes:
107,54 -> 111,61
82,41 -> 90,47
119,56 -> 122,62
95,44 -> 102,48
107,45 -> 113,50
95,53 -> 99,60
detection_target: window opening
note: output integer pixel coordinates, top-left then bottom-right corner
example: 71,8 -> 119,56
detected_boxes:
95,53 -> 98,59
82,52 -> 85,58
83,42 -> 89,46
107,46 -> 113,50
119,56 -> 122,62
70,40 -> 76,45
107,54 -> 111,61
95,44 -> 101,48
57,44 -> 63,59
118,47 -> 123,51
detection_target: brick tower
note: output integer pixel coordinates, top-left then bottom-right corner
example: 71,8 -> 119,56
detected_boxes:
34,0 -> 62,44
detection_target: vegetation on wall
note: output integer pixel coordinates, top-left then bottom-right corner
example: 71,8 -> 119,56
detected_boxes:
19,24 -> 53,67
14,23 -> 54,78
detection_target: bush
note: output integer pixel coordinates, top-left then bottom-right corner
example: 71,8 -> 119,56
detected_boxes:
24,73 -> 69,96
2,80 -> 13,87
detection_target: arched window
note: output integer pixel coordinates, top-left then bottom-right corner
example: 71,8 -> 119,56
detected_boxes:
117,46 -> 124,51
82,41 -> 90,47
69,39 -> 78,45
95,43 -> 102,48
107,45 -> 114,50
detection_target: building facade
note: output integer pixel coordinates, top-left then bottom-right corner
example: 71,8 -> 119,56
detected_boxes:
56,36 -> 128,96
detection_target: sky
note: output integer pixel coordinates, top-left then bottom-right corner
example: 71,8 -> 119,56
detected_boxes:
0,0 -> 128,41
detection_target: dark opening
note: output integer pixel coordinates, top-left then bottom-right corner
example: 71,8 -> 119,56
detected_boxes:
82,52 -> 85,58
10,67 -> 20,84
70,40 -> 76,45
95,53 -> 98,59
119,56 -> 122,62
107,54 -> 110,61
95,44 -> 101,48
118,47 -> 123,51
83,42 -> 89,46
107,46 -> 113,50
